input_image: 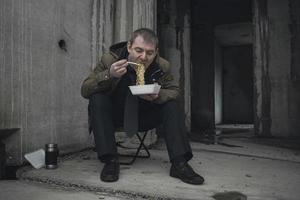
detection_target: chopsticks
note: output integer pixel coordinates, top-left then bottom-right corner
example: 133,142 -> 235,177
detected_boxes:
127,62 -> 141,66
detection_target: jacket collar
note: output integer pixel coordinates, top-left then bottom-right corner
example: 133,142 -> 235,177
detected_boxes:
109,42 -> 128,59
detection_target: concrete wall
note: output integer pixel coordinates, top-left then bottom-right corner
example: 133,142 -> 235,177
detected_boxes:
191,1 -> 215,131
254,0 -> 300,137
158,0 -> 191,131
290,0 -> 300,81
268,0 -> 291,137
91,0 -> 156,67
253,0 -> 271,136
289,0 -> 300,137
0,0 -> 93,165
0,0 -> 156,165
268,0 -> 300,137
114,0 -> 156,43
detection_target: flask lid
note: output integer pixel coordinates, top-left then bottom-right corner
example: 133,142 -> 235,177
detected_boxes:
46,143 -> 57,148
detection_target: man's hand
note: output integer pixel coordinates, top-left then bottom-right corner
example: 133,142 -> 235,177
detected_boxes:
109,59 -> 128,78
138,94 -> 159,101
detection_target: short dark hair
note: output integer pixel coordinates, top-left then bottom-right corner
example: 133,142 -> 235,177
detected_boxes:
129,28 -> 158,48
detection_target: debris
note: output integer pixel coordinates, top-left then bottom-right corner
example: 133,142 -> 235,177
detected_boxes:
24,149 -> 45,169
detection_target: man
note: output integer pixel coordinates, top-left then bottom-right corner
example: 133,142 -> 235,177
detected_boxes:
81,28 -> 204,185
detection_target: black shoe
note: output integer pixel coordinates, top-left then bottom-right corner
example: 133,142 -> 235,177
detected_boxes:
100,159 -> 120,182
170,162 -> 204,185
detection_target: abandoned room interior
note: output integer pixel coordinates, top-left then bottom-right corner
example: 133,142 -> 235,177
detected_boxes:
1,0 -> 300,184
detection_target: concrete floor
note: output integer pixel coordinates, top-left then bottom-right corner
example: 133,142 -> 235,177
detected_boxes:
1,134 -> 300,200
0,180 -> 124,200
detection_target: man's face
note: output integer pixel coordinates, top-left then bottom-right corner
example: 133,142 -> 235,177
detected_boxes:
127,36 -> 158,68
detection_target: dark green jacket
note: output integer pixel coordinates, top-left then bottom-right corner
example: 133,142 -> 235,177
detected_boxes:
80,42 -> 179,104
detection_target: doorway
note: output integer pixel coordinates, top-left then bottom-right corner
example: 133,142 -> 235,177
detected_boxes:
222,45 -> 253,124
191,0 -> 253,134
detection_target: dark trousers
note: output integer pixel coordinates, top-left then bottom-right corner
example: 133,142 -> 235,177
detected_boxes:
89,93 -> 193,163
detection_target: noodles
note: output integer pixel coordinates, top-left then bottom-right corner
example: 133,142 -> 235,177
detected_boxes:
135,63 -> 145,85
127,62 -> 145,85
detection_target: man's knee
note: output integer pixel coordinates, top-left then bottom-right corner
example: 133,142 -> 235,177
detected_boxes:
89,93 -> 111,111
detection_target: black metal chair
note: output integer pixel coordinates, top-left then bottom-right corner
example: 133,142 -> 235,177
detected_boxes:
88,104 -> 152,165
116,131 -> 151,165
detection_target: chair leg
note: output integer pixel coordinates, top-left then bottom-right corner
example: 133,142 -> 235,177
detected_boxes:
119,132 -> 151,165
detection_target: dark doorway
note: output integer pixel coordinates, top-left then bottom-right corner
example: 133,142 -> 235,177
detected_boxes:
190,0 -> 253,133
222,45 -> 253,124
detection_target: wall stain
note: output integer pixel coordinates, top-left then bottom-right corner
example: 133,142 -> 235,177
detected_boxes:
255,0 -> 272,136
289,0 -> 300,81
176,0 -> 190,114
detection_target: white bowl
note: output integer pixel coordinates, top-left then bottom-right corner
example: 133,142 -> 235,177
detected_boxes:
129,84 -> 161,95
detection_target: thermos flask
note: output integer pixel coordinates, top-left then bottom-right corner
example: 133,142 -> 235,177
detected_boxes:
45,143 -> 59,169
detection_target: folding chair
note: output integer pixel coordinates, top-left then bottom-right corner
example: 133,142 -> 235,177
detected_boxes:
88,104 -> 152,165
117,131 -> 151,165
